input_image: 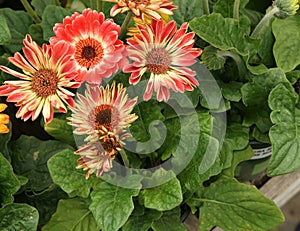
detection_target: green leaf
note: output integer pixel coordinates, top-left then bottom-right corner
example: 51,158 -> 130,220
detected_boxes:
201,46 -> 226,70
89,181 -> 140,231
268,83 -> 300,176
196,177 -> 284,231
41,5 -> 71,41
151,207 -> 186,231
47,149 -> 98,198
190,13 -> 256,56
219,81 -> 243,102
286,70 -> 300,85
44,117 -> 76,147
142,169 -> 183,211
0,15 -> 11,45
0,203 -> 39,231
213,0 -> 249,18
0,8 -> 32,53
241,68 -> 287,106
172,0 -> 203,25
273,15 -> 300,72
29,24 -> 45,46
123,205 -> 162,231
42,198 -> 100,231
31,0 -> 56,16
0,153 -> 20,205
15,185 -> 68,225
9,135 -> 72,192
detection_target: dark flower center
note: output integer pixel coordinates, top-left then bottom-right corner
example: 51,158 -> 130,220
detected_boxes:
146,48 -> 171,75
90,104 -> 119,132
31,69 -> 59,98
75,38 -> 104,69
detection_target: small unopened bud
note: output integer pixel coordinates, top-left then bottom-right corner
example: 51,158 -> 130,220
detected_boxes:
273,0 -> 299,19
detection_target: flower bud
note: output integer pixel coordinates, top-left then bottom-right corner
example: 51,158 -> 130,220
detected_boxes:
273,0 -> 299,19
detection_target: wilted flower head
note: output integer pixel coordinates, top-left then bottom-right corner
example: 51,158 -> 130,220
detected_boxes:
273,0 -> 299,18
124,18 -> 202,102
69,82 -> 138,179
104,0 -> 177,20
50,8 -> 125,84
0,103 -> 9,134
0,35 -> 80,123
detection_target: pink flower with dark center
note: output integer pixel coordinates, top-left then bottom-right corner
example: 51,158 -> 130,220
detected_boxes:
124,18 -> 202,102
50,8 -> 125,84
69,82 -> 138,178
0,35 -> 80,123
104,0 -> 177,20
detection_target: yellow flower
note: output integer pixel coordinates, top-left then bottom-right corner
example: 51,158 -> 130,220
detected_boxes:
0,103 -> 9,134
273,0 -> 299,18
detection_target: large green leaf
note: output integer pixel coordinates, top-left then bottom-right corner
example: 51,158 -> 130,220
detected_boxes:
89,181 -> 140,231
189,13 -> 256,56
273,15 -> 300,72
151,207 -> 186,231
141,170 -> 183,211
42,198 -> 99,231
0,15 -> 11,45
0,8 -> 32,53
201,46 -> 226,70
196,177 -> 284,231
47,149 -> 98,198
0,203 -> 39,231
0,153 -> 20,205
268,83 -> 300,176
8,135 -> 72,192
41,5 -> 71,41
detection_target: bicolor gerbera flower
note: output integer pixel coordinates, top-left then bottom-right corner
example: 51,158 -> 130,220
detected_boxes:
0,35 -> 80,123
50,9 -> 125,84
0,103 -> 9,134
104,0 -> 177,20
124,18 -> 202,102
68,82 -> 138,178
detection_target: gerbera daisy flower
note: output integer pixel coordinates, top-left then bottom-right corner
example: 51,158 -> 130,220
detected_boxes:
68,82 -> 138,178
0,103 -> 10,134
124,18 -> 202,102
105,0 -> 177,20
50,9 -> 125,84
0,35 -> 80,123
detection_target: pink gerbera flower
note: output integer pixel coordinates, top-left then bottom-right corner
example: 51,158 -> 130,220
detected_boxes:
124,18 -> 202,102
68,82 -> 137,179
104,0 -> 177,20
50,9 -> 125,84
0,35 -> 80,123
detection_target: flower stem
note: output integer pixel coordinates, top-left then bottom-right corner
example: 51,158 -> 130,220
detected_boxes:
55,0 -> 61,6
218,50 -> 247,78
20,0 -> 41,23
251,6 -> 279,39
120,11 -> 134,40
97,0 -> 103,12
233,0 -> 240,20
202,0 -> 210,15
120,149 -> 130,167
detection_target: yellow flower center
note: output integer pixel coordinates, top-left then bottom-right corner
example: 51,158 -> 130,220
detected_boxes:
31,69 -> 59,98
75,38 -> 104,69
146,48 -> 171,75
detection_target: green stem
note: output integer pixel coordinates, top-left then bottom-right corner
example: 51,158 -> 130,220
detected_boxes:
120,11 -> 134,40
120,149 -> 130,167
97,0 -> 103,12
20,0 -> 41,23
55,0 -> 61,6
218,50 -> 247,78
202,0 -> 210,15
251,6 -> 279,39
233,0 -> 240,20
